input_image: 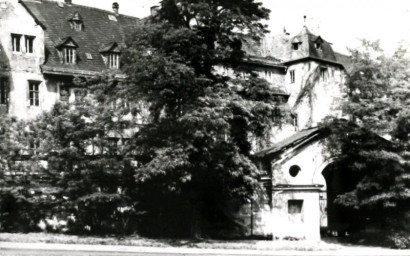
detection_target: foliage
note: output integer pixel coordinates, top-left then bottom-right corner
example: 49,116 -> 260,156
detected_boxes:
1,0 -> 284,237
322,40 -> 410,244
0,116 -> 47,232
20,81 -> 143,235
115,0 -> 284,236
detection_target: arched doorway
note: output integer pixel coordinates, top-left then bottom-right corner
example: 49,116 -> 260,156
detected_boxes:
321,161 -> 362,236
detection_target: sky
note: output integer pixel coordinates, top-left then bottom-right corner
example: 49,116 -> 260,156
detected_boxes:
70,0 -> 410,55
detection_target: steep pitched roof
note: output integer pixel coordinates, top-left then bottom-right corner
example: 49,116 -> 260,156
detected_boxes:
334,52 -> 353,73
284,26 -> 337,64
254,127 -> 321,158
244,26 -> 351,71
19,0 -> 140,76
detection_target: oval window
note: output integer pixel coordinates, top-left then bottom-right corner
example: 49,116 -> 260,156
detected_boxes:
289,165 -> 301,177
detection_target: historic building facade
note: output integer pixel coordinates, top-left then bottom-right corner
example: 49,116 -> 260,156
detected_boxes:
0,0 -> 351,240
0,0 -> 138,120
244,27 -> 351,240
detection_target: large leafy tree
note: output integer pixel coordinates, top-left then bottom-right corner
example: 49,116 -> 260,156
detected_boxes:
322,41 -> 410,246
0,116 -> 47,232
116,0 -> 285,236
21,77 -> 142,235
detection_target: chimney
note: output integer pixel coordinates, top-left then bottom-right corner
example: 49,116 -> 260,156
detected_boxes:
112,2 -> 119,15
64,0 -> 72,4
150,6 -> 159,16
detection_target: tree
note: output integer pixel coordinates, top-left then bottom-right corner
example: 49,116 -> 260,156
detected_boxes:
115,0 -> 285,237
322,40 -> 410,247
21,77 -> 143,235
0,115 -> 46,232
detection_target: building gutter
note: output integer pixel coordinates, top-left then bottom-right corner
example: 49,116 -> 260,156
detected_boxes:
282,57 -> 344,69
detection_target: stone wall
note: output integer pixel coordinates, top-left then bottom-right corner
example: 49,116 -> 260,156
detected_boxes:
285,61 -> 346,130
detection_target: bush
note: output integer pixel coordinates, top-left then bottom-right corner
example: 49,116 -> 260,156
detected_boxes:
66,192 -> 140,236
387,231 -> 410,249
0,192 -> 43,232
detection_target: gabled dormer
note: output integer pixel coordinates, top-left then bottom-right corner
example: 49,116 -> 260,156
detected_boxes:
287,26 -> 337,63
69,12 -> 83,31
291,38 -> 301,50
314,36 -> 324,50
55,37 -> 78,64
99,42 -> 121,69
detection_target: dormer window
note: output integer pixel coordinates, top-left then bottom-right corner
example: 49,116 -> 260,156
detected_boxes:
291,38 -> 301,51
314,37 -> 324,50
108,53 -> 120,69
55,37 -> 78,64
69,12 -> 83,31
100,42 -> 121,69
64,47 -> 76,63
73,21 -> 82,31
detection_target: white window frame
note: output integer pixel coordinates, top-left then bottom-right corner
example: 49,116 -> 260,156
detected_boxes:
29,81 -> 40,107
64,47 -> 76,64
108,53 -> 120,69
73,21 -> 82,31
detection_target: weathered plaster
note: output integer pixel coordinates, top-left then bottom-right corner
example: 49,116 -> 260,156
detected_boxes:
285,61 -> 346,130
0,0 -> 56,120
252,138 -> 334,240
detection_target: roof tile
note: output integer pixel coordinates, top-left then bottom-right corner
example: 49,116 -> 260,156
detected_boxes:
20,0 -> 140,74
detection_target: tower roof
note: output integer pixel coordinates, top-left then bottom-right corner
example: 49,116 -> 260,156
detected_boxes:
287,25 -> 337,63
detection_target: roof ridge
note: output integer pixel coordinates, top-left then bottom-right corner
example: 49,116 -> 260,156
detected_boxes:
21,0 -> 140,20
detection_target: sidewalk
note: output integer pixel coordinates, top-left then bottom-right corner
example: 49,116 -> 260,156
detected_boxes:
1,241 -> 410,256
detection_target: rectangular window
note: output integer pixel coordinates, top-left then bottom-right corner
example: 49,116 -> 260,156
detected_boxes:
0,77 -> 8,105
25,35 -> 35,53
109,53 -> 119,69
291,114 -> 298,131
64,48 -> 76,64
290,70 -> 295,83
73,21 -> 82,31
292,43 -> 299,50
320,68 -> 327,81
29,81 -> 40,106
288,200 -> 303,214
11,33 -> 22,52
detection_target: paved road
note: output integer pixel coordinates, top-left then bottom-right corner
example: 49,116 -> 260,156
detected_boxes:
0,248 -> 307,256
2,242 -> 410,256
1,248 -> 212,256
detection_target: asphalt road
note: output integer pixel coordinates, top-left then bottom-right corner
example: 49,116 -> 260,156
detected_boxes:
0,249 -> 202,256
3,248 -> 408,256
0,248 -> 278,256
2,243 -> 410,256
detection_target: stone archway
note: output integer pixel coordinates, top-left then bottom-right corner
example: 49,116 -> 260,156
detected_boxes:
320,160 -> 363,235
